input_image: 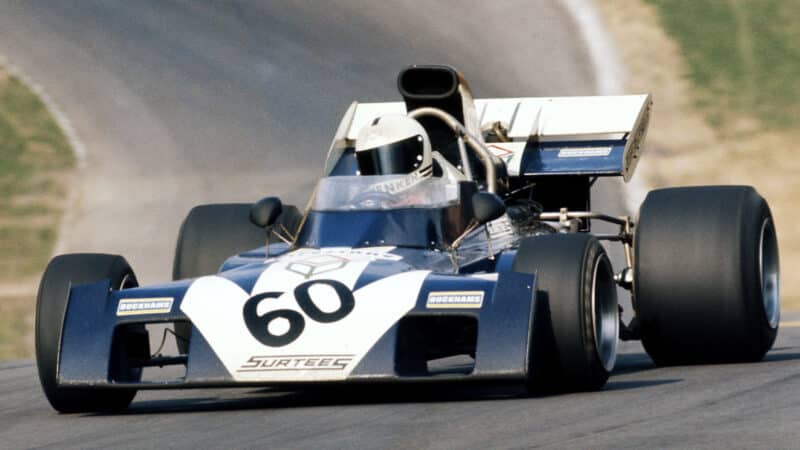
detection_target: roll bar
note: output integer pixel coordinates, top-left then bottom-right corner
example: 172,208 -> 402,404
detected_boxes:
408,107 -> 498,194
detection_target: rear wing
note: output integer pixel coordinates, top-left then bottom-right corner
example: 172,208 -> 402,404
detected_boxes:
328,94 -> 652,181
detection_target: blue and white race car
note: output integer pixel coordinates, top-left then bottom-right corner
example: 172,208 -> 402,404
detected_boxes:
36,65 -> 780,412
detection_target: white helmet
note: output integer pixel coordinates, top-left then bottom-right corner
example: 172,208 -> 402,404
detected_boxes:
355,115 -> 432,177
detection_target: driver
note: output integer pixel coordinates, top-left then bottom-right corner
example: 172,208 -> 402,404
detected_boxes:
355,114 -> 433,180
353,115 -> 434,207
349,114 -> 466,209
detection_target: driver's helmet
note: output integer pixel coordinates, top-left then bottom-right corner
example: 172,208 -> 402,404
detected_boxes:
355,115 -> 432,178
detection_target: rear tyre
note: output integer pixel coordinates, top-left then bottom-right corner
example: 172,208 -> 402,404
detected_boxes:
634,186 -> 779,365
36,254 -> 140,413
513,234 -> 618,392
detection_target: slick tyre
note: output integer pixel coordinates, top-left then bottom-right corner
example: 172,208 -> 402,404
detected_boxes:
634,186 -> 780,365
513,234 -> 618,392
36,254 -> 140,413
173,203 -> 300,280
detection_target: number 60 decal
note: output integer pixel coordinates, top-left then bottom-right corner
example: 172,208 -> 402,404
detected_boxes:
242,279 -> 355,347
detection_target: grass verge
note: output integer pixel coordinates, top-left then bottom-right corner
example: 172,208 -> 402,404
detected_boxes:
0,65 -> 74,358
646,0 -> 800,131
595,0 -> 800,309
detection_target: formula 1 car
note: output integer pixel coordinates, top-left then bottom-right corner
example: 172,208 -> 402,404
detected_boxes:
35,65 -> 780,413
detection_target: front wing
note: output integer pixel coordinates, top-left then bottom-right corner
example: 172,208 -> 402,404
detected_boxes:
56,268 -> 536,389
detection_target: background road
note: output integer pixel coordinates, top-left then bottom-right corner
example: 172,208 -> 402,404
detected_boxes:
0,0 -> 797,448
0,0 -> 605,284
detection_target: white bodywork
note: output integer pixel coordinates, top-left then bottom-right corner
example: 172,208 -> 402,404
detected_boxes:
181,247 -> 427,382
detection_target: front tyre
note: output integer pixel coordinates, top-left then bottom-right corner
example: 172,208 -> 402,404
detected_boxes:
36,254 -> 140,413
634,186 -> 779,365
513,234 -> 618,392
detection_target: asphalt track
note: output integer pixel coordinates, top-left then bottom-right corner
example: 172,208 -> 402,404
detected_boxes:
0,1 -> 798,448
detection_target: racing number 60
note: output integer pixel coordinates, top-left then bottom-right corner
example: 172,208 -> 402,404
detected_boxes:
242,279 -> 355,347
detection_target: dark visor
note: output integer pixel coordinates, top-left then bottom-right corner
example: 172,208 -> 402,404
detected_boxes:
356,135 -> 423,175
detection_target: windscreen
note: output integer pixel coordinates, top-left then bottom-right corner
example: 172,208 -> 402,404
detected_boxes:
312,175 -> 459,211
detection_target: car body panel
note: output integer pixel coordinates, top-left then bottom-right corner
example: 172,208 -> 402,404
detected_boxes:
57,245 -> 536,389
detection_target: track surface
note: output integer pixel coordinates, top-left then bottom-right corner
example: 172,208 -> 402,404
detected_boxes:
2,324 -> 800,448
0,1 -> 798,448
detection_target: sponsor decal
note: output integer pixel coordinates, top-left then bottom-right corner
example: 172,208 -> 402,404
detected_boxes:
557,146 -> 612,158
363,171 -> 426,195
487,142 -> 525,176
286,254 -> 349,279
117,297 -> 174,316
426,291 -> 484,309
238,354 -> 355,373
487,143 -> 514,159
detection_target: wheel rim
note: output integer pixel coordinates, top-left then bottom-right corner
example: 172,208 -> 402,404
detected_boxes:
759,218 -> 780,329
119,273 -> 138,290
592,257 -> 618,371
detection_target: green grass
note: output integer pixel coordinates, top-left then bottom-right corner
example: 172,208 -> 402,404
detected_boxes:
0,71 -> 73,281
0,68 -> 74,359
645,0 -> 800,131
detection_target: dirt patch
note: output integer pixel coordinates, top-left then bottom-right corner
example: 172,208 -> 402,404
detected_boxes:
595,0 -> 799,309
0,294 -> 34,359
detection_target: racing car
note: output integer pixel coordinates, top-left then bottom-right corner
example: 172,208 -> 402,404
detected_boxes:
35,65 -> 780,413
